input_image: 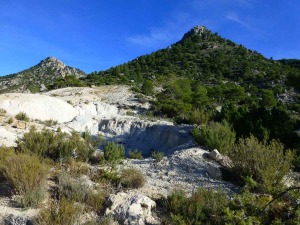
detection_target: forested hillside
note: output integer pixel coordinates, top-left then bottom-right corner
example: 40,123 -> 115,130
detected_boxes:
82,26 -> 300,163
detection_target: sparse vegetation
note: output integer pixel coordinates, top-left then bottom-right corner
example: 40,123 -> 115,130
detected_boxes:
128,149 -> 143,159
15,112 -> 30,122
35,197 -> 83,225
0,151 -> 49,207
8,117 -> 14,124
0,108 -> 6,115
16,127 -> 95,162
192,121 -> 236,154
43,119 -> 58,127
151,150 -> 164,162
229,135 -> 294,193
103,141 -> 125,164
120,168 -> 146,188
164,188 -> 229,225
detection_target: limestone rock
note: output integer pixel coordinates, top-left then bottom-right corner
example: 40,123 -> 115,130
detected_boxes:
105,192 -> 158,225
98,118 -> 194,155
16,121 -> 27,129
0,127 -> 18,147
0,93 -> 78,123
208,149 -> 222,161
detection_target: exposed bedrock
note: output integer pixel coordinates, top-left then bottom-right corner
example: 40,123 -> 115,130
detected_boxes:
98,118 -> 194,156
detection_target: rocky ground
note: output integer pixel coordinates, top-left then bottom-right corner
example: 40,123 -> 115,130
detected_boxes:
0,85 -> 238,224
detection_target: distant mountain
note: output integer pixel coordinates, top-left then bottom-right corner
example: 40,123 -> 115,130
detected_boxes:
0,57 -> 86,93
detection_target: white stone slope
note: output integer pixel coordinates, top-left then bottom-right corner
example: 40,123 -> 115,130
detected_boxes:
0,127 -> 18,147
0,86 -> 237,224
0,93 -> 78,123
122,147 -> 236,198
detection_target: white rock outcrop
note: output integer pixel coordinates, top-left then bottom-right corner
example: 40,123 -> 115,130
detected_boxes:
0,127 -> 18,147
0,93 -> 78,123
98,118 -> 194,155
106,192 -> 159,225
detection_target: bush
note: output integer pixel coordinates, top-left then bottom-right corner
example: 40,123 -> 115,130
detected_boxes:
188,109 -> 210,125
166,188 -> 229,224
0,153 -> 49,207
8,117 -> 14,124
229,135 -> 294,193
92,169 -> 120,187
192,121 -> 236,154
35,197 -> 83,225
43,119 -> 58,127
16,128 -> 95,162
15,112 -> 30,122
58,172 -> 90,203
128,149 -> 143,159
103,142 -> 125,163
141,80 -> 154,95
120,168 -> 146,189
0,108 -> 6,115
58,172 -> 107,213
151,150 -> 164,162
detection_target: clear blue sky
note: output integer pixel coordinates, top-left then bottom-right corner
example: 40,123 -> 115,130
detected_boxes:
0,0 -> 299,76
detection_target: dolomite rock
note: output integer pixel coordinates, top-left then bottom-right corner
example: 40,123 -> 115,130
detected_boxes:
208,149 -> 222,161
0,93 -> 78,123
105,192 -> 159,225
0,127 -> 18,147
98,117 -> 194,155
16,121 -> 27,129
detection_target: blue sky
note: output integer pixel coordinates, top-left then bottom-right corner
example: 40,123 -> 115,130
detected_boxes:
0,0 -> 299,75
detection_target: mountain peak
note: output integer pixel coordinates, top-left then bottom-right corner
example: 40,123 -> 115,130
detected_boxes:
0,57 -> 86,93
191,25 -> 208,35
40,56 -> 65,66
181,25 -> 210,41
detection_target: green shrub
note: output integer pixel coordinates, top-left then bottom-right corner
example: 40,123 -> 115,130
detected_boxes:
0,108 -> 6,115
0,146 -> 15,181
128,149 -> 143,159
103,142 -> 125,163
8,117 -> 14,124
120,168 -> 146,189
151,150 -> 164,162
43,119 -> 58,127
192,121 -> 236,154
141,79 -> 154,95
188,109 -> 210,125
58,172 -> 107,213
0,153 -> 49,207
166,188 -> 228,225
126,110 -> 135,116
92,169 -> 120,187
229,135 -> 294,193
21,188 -> 46,208
58,172 -> 90,203
85,188 -> 107,213
82,131 -> 102,150
35,197 -> 83,225
15,112 -> 30,122
16,128 -> 95,162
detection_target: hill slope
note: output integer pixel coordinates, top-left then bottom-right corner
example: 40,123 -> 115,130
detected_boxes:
93,26 -> 294,86
87,25 -> 300,159
0,57 -> 86,93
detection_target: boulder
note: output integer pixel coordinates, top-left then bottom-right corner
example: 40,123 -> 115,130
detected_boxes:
16,121 -> 27,129
208,149 -> 222,161
208,149 -> 232,169
105,192 -> 159,225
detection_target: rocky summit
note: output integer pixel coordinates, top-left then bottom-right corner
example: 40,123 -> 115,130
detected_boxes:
0,56 -> 86,93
